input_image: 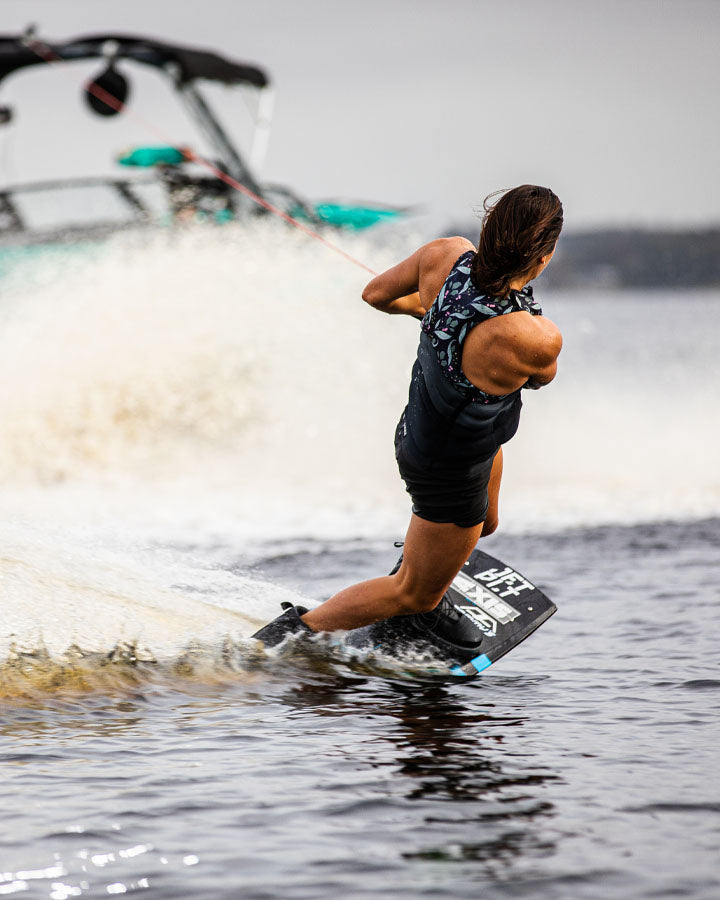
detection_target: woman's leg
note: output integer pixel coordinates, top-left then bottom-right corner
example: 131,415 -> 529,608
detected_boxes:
301,514 -> 484,633
480,447 -> 503,536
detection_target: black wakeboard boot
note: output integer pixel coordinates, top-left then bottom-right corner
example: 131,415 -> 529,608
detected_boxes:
343,551 -> 485,665
342,589 -> 484,665
388,550 -> 484,650
410,591 -> 485,653
251,602 -> 313,648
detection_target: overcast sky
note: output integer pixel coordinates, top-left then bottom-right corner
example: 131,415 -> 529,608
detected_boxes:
1,0 -> 718,229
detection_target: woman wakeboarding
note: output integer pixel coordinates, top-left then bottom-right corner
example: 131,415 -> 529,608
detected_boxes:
254,184 -> 563,644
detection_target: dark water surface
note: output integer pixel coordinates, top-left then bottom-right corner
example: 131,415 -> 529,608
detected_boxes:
2,519 -> 719,899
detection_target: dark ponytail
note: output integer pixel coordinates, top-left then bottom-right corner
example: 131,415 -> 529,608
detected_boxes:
470,185 -> 563,298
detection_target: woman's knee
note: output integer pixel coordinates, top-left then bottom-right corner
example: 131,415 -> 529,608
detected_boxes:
392,573 -> 447,614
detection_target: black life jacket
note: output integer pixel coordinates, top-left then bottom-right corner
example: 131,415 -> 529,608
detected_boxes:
398,251 -> 542,469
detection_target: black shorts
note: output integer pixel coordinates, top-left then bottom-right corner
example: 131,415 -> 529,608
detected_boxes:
394,428 -> 497,529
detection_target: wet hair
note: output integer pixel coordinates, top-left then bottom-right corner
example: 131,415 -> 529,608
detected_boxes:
471,185 -> 563,297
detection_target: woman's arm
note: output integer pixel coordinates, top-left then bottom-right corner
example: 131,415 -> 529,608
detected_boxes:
362,289 -> 427,319
362,237 -> 474,319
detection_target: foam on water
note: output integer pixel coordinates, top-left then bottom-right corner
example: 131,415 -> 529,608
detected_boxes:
1,224 -> 718,668
0,224 -> 414,531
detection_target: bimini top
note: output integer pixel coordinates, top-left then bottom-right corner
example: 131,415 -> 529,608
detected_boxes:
0,32 -> 269,89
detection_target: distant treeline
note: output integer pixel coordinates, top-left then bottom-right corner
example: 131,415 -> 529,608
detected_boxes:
444,224 -> 720,288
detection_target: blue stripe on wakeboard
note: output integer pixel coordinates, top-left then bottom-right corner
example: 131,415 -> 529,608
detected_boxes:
450,653 -> 492,676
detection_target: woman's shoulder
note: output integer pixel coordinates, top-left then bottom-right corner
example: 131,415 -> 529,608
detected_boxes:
419,236 -> 475,272
416,237 -> 475,304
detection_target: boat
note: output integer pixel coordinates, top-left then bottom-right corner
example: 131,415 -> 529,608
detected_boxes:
0,30 -> 404,259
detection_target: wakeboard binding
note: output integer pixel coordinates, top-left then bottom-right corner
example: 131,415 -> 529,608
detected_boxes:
251,602 -> 312,648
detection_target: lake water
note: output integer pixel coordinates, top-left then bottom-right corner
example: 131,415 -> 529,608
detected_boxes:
1,226 -> 718,898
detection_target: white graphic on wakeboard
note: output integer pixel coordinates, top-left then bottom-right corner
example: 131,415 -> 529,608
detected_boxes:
472,566 -> 535,599
452,570 -> 522,624
455,604 -> 498,636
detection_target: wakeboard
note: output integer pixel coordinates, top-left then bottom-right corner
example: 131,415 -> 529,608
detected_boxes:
342,548 -> 556,678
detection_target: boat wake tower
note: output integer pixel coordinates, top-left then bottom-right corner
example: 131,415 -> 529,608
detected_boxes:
0,30 -> 405,248
0,31 -> 282,239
